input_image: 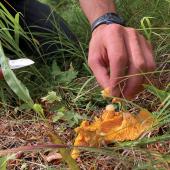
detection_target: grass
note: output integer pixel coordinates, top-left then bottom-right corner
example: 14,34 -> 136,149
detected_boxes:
0,0 -> 170,169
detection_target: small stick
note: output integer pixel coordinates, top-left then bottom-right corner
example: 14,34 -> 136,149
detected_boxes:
0,144 -> 69,156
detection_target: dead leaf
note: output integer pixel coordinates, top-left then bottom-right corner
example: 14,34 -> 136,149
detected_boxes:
43,152 -> 62,163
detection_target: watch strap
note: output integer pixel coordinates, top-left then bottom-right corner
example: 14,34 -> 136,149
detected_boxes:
91,13 -> 125,32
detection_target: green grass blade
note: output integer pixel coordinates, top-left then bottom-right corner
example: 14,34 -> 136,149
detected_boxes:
0,157 -> 7,170
140,17 -> 154,40
144,84 -> 170,102
0,43 -> 34,107
14,12 -> 20,46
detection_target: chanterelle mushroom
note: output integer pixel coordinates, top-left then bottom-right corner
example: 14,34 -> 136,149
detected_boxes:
71,96 -> 155,159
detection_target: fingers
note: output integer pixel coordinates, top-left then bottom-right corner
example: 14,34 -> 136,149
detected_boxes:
138,35 -> 156,72
106,26 -> 128,96
88,51 -> 110,89
88,24 -> 156,99
123,28 -> 146,98
123,65 -> 145,99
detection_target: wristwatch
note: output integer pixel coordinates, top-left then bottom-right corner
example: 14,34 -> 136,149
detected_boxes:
91,12 -> 126,32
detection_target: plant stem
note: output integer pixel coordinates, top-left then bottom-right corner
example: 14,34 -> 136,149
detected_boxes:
0,144 -> 68,156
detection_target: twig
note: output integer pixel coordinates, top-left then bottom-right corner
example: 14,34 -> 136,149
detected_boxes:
0,144 -> 69,156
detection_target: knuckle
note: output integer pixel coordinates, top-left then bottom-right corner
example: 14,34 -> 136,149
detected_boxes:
127,27 -> 137,34
127,28 -> 139,39
112,24 -> 122,30
108,24 -> 123,33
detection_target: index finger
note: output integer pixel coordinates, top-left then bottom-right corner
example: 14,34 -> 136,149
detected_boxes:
106,34 -> 128,96
88,54 -> 110,89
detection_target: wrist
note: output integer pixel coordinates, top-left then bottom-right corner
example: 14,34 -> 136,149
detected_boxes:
79,0 -> 116,24
91,13 -> 125,32
90,8 -> 116,24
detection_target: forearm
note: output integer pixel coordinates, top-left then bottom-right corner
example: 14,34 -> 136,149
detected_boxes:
79,0 -> 116,24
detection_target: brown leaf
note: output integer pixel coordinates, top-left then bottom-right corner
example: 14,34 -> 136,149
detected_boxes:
44,152 -> 62,162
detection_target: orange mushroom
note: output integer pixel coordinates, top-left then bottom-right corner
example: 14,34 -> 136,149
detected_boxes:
71,99 -> 155,159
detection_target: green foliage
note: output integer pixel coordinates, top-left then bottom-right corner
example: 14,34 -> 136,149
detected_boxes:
53,107 -> 86,127
14,13 -> 20,46
33,103 -> 45,119
0,3 -> 33,57
55,69 -> 78,85
0,42 -> 47,120
140,17 -> 154,41
41,91 -> 62,103
41,90 -> 86,127
0,43 -> 34,107
145,84 -> 170,102
0,157 -> 7,170
52,61 -> 78,85
0,155 -> 16,170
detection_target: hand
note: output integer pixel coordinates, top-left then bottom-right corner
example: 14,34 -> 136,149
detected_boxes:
88,24 -> 156,99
